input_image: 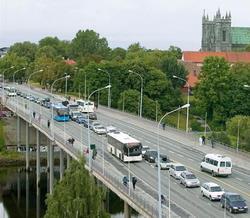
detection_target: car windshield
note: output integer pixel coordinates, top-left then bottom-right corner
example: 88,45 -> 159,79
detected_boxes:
176,166 -> 186,171
150,151 -> 158,156
228,195 -> 244,202
96,126 -> 104,129
161,157 -> 168,162
186,174 -> 196,179
210,186 -> 222,192
142,146 -> 150,151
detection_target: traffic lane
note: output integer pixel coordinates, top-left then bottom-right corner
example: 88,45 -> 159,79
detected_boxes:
132,160 -> 226,218
97,112 -> 250,192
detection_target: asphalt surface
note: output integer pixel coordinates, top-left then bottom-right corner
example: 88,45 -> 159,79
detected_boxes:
6,84 -> 250,218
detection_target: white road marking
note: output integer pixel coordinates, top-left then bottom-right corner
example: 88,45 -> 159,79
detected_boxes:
235,177 -> 243,181
188,158 -> 194,161
177,154 -> 184,157
145,140 -> 151,144
169,150 -> 174,153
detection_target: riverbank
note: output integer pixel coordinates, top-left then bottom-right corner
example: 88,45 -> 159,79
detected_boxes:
0,150 -> 60,167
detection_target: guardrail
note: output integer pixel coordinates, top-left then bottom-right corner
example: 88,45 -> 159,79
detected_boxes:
3,96 -> 180,218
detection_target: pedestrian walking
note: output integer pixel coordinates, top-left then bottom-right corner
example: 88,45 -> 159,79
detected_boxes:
123,176 -> 129,187
38,114 -> 41,123
47,119 -> 50,128
132,176 -> 137,190
211,139 -> 214,148
202,135 -> 206,145
33,111 -> 36,119
199,136 -> 203,146
162,123 -> 166,130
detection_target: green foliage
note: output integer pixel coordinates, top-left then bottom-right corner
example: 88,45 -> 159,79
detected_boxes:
0,120 -> 5,151
191,120 -> 204,132
9,41 -> 38,62
168,45 -> 182,59
211,131 -> 231,145
45,158 -> 110,218
194,57 -> 231,125
71,29 -> 110,60
226,115 -> 250,150
245,44 -> 250,51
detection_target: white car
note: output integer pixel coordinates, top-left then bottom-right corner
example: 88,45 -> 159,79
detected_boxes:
142,145 -> 150,157
169,163 -> 187,179
106,125 -> 117,133
201,182 -> 224,201
93,125 -> 107,135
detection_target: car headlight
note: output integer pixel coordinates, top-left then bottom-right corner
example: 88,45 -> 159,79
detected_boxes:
233,207 -> 238,209
244,206 -> 248,208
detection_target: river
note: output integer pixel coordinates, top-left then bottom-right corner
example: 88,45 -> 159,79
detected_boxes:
0,167 -> 142,218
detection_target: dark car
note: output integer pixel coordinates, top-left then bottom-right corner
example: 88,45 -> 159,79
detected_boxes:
144,150 -> 158,163
83,119 -> 93,128
89,112 -> 97,120
220,192 -> 248,213
75,116 -> 87,124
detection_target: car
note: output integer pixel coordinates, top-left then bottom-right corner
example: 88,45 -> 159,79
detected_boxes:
90,121 -> 101,130
144,150 -> 158,163
201,182 -> 224,201
70,111 -> 82,121
106,125 -> 117,134
220,192 -> 248,213
142,145 -> 150,157
169,163 -> 187,179
75,116 -> 87,124
93,125 -> 107,135
7,92 -> 16,97
89,112 -> 97,120
83,119 -> 93,128
179,171 -> 200,187
155,155 -> 172,170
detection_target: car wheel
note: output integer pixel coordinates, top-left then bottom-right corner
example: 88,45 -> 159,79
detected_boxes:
184,182 -> 187,188
229,207 -> 233,213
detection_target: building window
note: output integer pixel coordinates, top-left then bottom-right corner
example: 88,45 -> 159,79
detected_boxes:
222,30 -> 226,42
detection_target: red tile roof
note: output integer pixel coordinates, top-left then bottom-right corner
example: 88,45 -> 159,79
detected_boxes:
186,72 -> 199,88
182,51 -> 250,63
65,59 -> 76,65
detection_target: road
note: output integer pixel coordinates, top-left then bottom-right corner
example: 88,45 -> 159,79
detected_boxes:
6,84 -> 250,217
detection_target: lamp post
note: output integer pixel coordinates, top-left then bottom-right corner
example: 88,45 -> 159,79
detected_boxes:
87,84 -> 111,170
173,75 -> 190,132
97,68 -> 111,108
128,70 -> 143,118
27,69 -> 43,122
157,104 -> 190,218
2,66 -> 15,103
50,75 -> 70,139
64,73 -> 70,99
13,67 -> 26,84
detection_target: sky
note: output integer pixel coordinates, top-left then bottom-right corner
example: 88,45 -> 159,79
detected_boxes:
1,0 -> 250,51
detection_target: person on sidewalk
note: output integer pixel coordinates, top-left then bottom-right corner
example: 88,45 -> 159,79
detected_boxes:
132,176 -> 137,190
199,136 -> 203,146
202,135 -> 206,145
162,123 -> 166,130
47,119 -> 50,128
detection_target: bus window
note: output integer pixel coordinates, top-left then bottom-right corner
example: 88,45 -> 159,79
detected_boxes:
226,161 -> 231,167
206,158 -> 210,163
220,161 -> 225,167
213,160 -> 218,166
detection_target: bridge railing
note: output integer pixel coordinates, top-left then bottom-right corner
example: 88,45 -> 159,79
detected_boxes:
4,96 -> 179,218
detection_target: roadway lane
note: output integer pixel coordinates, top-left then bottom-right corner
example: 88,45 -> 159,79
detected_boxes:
10,85 -> 250,217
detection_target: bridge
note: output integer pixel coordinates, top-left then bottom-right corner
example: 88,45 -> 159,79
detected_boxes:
2,83 -> 250,218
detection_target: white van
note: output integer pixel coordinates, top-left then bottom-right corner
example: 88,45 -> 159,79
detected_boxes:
76,99 -> 95,113
200,154 -> 232,177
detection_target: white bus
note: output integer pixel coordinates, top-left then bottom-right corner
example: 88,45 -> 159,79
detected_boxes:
107,131 -> 142,162
76,99 -> 95,113
200,154 -> 232,177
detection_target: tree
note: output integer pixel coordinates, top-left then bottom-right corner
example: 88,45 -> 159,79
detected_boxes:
226,115 -> 250,150
71,29 -> 110,59
9,41 -> 38,62
194,57 -> 231,127
44,158 -> 110,218
168,45 -> 182,59
245,45 -> 250,51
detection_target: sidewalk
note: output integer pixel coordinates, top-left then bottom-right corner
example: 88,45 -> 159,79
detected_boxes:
98,106 -> 250,171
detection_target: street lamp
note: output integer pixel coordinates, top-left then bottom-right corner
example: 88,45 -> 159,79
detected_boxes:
156,103 -> 190,218
64,73 -> 70,99
128,70 -> 143,118
13,67 -> 26,84
97,68 -> 111,108
2,66 -> 15,102
50,75 -> 70,139
173,75 -> 190,133
27,69 -> 43,122
87,84 -> 111,170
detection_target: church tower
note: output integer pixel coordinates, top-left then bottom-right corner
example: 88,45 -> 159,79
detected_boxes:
202,9 -> 232,51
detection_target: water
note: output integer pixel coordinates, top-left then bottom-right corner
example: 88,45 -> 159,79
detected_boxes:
0,167 -> 142,218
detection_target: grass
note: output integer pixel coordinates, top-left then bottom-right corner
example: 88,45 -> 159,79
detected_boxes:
0,120 -> 5,150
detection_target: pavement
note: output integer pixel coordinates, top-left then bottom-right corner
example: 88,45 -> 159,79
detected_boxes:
98,105 -> 250,171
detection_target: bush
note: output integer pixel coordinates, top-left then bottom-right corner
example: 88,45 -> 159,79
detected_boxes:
0,120 -> 5,151
191,120 -> 203,132
211,131 -> 231,146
